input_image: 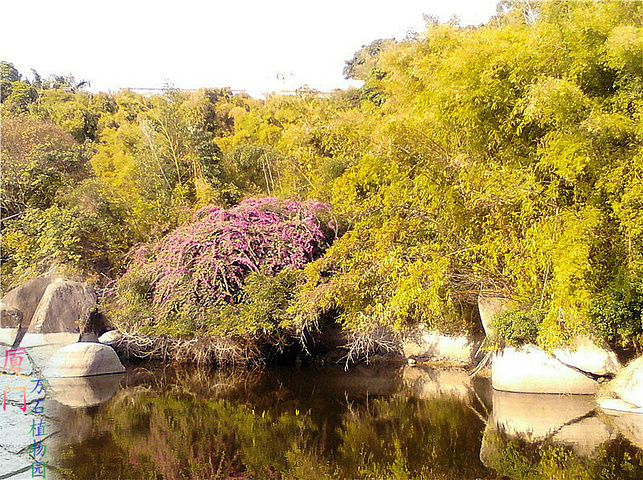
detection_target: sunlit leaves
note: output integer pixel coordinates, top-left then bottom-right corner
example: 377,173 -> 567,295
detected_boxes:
0,115 -> 87,217
605,26 -> 643,76
524,78 -> 591,128
3,1 -> 643,348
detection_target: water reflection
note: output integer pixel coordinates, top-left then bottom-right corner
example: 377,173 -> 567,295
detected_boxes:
602,410 -> 643,450
481,389 -> 643,479
402,365 -> 475,401
489,391 -> 609,450
46,364 -> 643,479
48,373 -> 125,408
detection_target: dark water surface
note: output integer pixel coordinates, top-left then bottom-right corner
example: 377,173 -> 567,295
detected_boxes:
45,364 -> 643,479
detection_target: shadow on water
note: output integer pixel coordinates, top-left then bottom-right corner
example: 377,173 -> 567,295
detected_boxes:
45,364 -> 643,480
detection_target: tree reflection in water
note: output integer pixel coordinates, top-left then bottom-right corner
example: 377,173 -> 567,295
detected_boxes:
50,364 -> 643,479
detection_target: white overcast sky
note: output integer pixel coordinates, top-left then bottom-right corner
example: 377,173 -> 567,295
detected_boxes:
1,0 -> 499,97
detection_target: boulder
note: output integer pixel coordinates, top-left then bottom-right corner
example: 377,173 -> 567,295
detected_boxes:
598,356 -> 643,413
0,329 -> 18,346
28,280 -> 97,334
0,403 -> 58,454
552,337 -> 621,378
402,327 -> 477,365
492,339 -> 621,394
19,333 -> 81,349
98,329 -> 123,346
18,333 -> 81,368
1,271 -> 58,329
477,294 -> 514,337
43,342 -> 126,378
0,448 -> 31,480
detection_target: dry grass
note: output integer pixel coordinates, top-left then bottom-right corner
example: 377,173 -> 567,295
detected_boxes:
343,326 -> 401,367
111,332 -> 267,367
110,324 -> 404,369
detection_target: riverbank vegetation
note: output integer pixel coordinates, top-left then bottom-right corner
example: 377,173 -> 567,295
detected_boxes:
2,1 -> 642,359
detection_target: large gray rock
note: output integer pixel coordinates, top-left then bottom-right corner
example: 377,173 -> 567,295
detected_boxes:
0,403 -> 59,454
18,333 -> 82,367
1,271 -> 58,329
492,339 -> 621,394
98,329 -> 123,346
43,342 -> 126,378
552,337 -> 621,377
28,280 -> 97,334
0,328 -> 18,346
598,356 -> 643,413
0,448 -> 31,479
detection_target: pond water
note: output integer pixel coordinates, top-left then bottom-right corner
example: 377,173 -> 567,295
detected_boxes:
40,363 -> 643,479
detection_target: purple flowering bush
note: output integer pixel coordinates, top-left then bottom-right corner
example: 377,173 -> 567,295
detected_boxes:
115,198 -> 333,336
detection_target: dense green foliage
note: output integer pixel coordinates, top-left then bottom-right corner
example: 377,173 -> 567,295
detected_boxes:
0,67 -> 253,285
492,308 -> 547,346
2,1 -> 643,350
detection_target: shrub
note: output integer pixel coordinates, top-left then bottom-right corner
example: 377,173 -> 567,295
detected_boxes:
589,290 -> 643,350
1,202 -> 132,291
116,197 -> 333,336
492,307 -> 547,347
216,268 -> 305,336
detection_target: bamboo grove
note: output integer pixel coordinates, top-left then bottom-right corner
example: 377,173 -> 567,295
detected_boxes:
1,1 -> 642,352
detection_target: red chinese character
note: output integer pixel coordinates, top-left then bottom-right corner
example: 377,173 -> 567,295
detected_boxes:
2,348 -> 26,376
2,385 -> 27,412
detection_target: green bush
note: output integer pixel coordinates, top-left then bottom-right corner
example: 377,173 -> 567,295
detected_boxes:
590,290 -> 643,350
216,269 -> 304,336
1,202 -> 130,291
492,308 -> 547,347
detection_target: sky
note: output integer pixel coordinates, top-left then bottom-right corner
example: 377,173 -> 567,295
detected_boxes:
1,0 -> 499,97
